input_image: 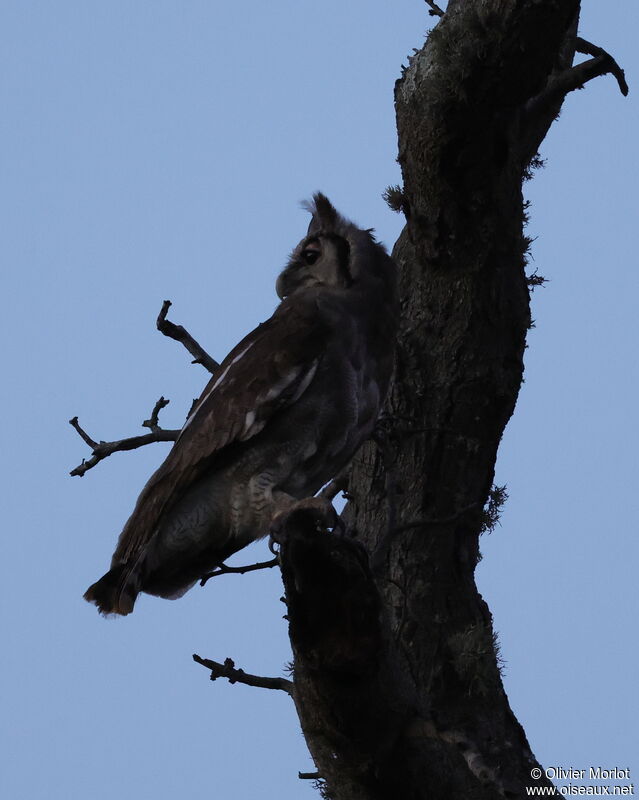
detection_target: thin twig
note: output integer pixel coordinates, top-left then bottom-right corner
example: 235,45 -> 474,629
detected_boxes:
69,303 -> 218,475
142,396 -> 170,433
199,556 -> 279,586
424,0 -> 445,17
69,399 -> 179,477
299,772 -> 321,780
192,655 -> 293,694
157,300 -> 220,373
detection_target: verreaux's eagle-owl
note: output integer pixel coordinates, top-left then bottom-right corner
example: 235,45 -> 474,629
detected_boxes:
85,194 -> 398,615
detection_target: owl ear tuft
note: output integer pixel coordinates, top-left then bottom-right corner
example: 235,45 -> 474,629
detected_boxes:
303,192 -> 340,235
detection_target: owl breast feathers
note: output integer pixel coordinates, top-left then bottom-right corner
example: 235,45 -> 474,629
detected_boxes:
84,193 -> 398,615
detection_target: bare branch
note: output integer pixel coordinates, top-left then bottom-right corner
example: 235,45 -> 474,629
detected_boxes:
548,50 -> 630,100
69,301 -> 219,476
525,37 -> 628,126
575,37 -> 629,96
424,0 -> 444,17
142,396 -> 170,433
69,398 -> 179,477
157,300 -> 220,373
199,556 -> 279,586
521,35 -> 628,167
299,772 -> 321,780
69,416 -> 99,450
192,654 -> 293,694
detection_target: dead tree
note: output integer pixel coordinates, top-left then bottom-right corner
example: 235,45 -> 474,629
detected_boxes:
71,2 -> 626,798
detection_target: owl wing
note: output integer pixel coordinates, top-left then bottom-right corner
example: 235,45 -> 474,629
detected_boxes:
113,297 -> 329,564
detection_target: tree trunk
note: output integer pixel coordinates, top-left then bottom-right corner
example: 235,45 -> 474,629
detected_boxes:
279,2 -> 599,798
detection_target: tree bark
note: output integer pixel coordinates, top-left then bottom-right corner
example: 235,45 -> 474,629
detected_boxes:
281,2 -> 600,798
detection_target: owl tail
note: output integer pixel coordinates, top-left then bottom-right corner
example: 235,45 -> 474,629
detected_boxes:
84,563 -> 139,616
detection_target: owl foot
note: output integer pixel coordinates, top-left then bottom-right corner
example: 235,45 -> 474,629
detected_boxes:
270,496 -> 339,545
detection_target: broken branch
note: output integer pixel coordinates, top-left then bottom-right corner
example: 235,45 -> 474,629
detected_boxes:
192,655 -> 293,694
424,0 -> 444,17
525,37 -> 628,125
199,556 -> 279,586
157,300 -> 220,374
142,396 -> 171,433
575,37 -> 629,96
69,398 -> 179,477
521,36 -> 628,167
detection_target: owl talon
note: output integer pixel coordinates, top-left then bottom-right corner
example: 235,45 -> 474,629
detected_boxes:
332,515 -> 347,537
269,537 -> 280,556
270,496 -> 339,545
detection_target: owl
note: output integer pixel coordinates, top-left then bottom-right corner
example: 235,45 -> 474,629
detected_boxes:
85,193 -> 398,615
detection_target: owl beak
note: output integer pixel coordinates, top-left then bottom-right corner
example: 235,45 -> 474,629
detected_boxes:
275,273 -> 288,299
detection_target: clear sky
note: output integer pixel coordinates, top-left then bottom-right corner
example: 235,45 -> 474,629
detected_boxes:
1,2 -> 637,798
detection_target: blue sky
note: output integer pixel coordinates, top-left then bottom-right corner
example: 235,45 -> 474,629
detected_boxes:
1,2 -> 637,798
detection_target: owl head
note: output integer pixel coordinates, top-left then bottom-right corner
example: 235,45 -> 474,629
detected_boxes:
276,193 -> 396,301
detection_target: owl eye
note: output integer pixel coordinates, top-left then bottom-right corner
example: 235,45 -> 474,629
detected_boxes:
301,246 -> 321,265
